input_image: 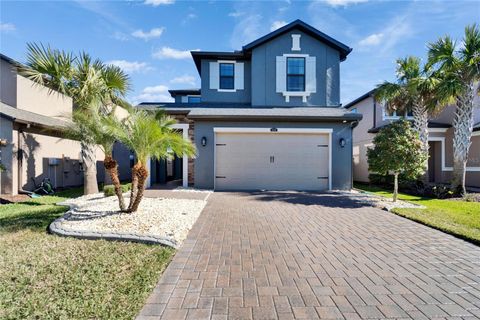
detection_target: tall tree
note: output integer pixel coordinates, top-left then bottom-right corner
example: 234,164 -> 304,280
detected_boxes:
367,120 -> 427,202
428,24 -> 480,194
110,109 -> 196,212
22,43 -> 130,195
375,57 -> 437,174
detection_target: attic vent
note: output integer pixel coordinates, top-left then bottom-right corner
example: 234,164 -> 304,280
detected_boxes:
291,34 -> 301,51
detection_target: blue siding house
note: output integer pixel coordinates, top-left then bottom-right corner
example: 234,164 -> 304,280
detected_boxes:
139,20 -> 362,191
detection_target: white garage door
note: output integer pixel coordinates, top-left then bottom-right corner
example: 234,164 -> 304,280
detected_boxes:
214,129 -> 330,191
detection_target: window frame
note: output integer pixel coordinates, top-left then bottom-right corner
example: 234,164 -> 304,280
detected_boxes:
382,104 -> 414,120
286,57 -> 306,92
219,62 -> 235,91
187,96 -> 201,103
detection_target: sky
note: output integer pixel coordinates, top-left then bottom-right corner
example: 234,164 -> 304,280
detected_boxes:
1,0 -> 479,105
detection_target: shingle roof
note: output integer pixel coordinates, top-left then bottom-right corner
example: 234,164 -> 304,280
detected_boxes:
187,107 -> 362,121
242,20 -> 352,61
0,102 -> 70,129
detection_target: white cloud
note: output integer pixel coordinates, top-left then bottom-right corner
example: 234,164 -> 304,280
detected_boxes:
325,0 -> 368,7
131,27 -> 164,40
230,13 -> 263,49
152,47 -> 199,60
0,22 -> 16,32
112,31 -> 129,41
270,20 -> 287,32
358,33 -> 383,46
170,75 -> 196,86
228,11 -> 244,18
106,60 -> 152,73
132,85 -> 173,105
144,0 -> 174,6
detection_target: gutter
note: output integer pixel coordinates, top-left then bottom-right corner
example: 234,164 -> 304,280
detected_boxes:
187,114 -> 363,122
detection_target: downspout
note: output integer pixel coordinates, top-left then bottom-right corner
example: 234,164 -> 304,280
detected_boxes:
350,120 -> 359,190
17,128 -> 23,194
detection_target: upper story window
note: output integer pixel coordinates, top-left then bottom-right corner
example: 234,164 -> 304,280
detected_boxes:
219,63 -> 235,90
286,57 -> 305,92
187,96 -> 201,103
383,105 -> 414,120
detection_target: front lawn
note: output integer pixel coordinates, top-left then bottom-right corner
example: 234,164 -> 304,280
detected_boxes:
354,183 -> 480,244
0,188 -> 174,319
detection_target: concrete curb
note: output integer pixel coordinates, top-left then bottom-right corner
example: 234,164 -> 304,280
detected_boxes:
49,202 -> 178,249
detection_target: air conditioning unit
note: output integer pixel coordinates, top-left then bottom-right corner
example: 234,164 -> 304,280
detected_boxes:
48,158 -> 60,166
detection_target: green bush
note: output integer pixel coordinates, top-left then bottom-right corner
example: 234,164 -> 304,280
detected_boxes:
103,183 -> 131,197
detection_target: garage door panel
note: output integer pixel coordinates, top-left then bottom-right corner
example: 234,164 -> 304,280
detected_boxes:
215,131 -> 330,191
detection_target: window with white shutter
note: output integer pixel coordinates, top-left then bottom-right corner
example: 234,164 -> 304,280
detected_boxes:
209,62 -> 219,90
277,54 -> 316,102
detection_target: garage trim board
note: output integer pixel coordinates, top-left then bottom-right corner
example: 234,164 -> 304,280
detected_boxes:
213,127 -> 333,191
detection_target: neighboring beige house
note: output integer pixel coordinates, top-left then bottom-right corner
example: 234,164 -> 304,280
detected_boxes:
0,54 -> 131,195
345,89 -> 480,188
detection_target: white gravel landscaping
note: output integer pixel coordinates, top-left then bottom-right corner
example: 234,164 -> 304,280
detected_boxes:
56,193 -> 207,246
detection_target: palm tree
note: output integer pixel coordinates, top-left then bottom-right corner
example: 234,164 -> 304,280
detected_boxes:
66,108 -> 127,210
21,43 -> 130,195
428,24 -> 480,194
375,56 -> 437,174
111,109 -> 195,212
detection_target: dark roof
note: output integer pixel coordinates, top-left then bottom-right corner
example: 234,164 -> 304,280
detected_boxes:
242,20 -> 352,61
191,51 -> 247,74
367,120 -> 451,133
0,53 -> 24,69
191,20 -> 352,74
344,89 -> 376,109
1,102 -> 70,129
137,102 -> 250,109
168,89 -> 201,97
187,107 -> 362,121
474,122 -> 480,132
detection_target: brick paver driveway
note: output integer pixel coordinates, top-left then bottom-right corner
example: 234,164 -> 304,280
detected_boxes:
138,192 -> 480,320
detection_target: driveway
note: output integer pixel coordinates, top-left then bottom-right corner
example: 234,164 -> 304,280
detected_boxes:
137,192 -> 480,320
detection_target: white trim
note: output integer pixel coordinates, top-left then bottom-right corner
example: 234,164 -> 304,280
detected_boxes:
473,131 -> 480,137
217,60 -> 238,92
213,127 -> 333,191
428,128 -> 449,133
381,104 -> 414,121
217,89 -> 237,92
281,53 -> 314,103
213,127 -> 333,134
283,53 -> 309,58
291,34 -> 301,51
428,136 -> 480,172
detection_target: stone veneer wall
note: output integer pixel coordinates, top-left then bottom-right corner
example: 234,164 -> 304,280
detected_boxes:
171,114 -> 195,186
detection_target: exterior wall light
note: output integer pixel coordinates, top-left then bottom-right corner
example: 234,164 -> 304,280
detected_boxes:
339,138 -> 346,148
201,137 -> 207,147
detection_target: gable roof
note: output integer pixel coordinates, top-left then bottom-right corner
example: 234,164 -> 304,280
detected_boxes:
191,19 -> 352,74
242,20 -> 352,61
344,89 -> 376,109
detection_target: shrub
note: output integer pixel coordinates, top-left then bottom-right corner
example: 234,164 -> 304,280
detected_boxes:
104,183 -> 131,197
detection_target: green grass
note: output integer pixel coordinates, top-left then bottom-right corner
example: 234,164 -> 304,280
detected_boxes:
354,183 -> 480,244
0,188 -> 174,319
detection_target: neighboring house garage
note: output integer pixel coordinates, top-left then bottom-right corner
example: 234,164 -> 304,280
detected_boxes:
214,128 -> 331,190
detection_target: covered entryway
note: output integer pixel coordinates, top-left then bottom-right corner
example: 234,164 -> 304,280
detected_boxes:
214,128 -> 331,191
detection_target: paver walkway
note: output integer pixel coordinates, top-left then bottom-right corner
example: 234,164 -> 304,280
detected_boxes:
137,192 -> 480,319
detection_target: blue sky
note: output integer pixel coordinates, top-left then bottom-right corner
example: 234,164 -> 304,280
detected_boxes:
1,0 -> 478,105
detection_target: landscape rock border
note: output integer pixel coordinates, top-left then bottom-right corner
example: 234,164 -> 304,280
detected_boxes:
49,202 -> 179,249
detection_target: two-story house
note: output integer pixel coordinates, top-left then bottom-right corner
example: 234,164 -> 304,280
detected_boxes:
0,54 -> 131,196
345,89 -> 480,188
138,20 -> 362,191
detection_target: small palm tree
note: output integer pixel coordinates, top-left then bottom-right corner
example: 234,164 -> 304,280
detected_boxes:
375,56 -> 437,174
111,109 -> 196,212
66,108 -> 127,211
21,43 -> 131,195
427,24 -> 480,194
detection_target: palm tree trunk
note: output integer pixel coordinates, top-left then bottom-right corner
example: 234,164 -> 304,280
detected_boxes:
81,141 -> 99,195
452,85 -> 475,195
128,164 -> 149,213
104,155 -> 126,211
412,102 -> 429,182
127,163 -> 140,211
